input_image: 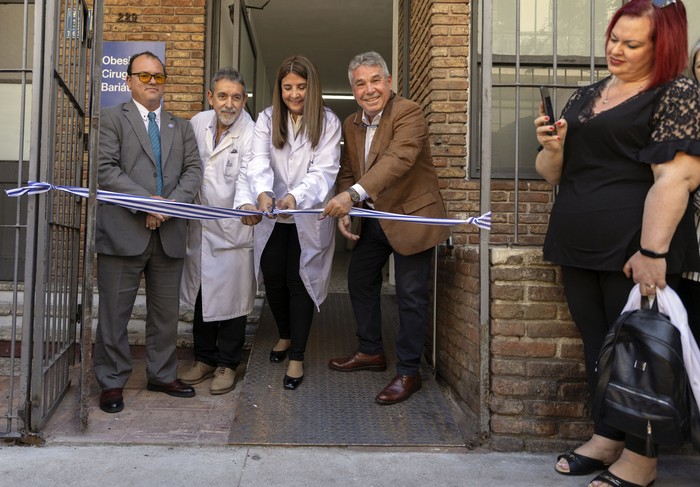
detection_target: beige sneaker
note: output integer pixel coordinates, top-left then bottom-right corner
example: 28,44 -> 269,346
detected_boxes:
210,367 -> 236,395
179,362 -> 216,385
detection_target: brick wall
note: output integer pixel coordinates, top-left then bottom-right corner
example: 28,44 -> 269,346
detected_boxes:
103,0 -> 207,119
407,0 -> 479,248
436,244 -> 589,452
405,0 -> 485,436
488,248 -> 588,451
490,180 -> 553,246
435,246 -> 481,416
404,0 -> 588,451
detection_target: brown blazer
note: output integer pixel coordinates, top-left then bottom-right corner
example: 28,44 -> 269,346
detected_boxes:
337,93 -> 449,255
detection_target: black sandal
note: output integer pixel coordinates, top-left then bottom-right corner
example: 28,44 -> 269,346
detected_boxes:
589,469 -> 656,487
555,451 -> 610,476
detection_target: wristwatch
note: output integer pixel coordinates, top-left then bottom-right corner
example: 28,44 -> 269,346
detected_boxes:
345,187 -> 361,203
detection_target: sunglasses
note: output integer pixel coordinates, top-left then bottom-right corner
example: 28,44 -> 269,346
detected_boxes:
131,72 -> 167,84
652,0 -> 676,7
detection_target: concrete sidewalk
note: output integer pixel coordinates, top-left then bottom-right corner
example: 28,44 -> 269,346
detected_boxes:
1,444 -> 699,486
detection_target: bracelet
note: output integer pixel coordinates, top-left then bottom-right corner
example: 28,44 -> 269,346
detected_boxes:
639,247 -> 668,259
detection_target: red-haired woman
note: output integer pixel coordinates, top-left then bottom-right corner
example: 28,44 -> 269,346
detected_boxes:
535,1 -> 700,486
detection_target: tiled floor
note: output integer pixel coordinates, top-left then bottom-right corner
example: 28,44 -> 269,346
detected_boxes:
42,356 -> 247,445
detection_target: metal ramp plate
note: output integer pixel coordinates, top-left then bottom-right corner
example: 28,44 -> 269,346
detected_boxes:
229,293 -> 465,446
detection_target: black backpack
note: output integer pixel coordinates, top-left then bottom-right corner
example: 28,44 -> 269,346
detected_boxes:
593,298 -> 692,454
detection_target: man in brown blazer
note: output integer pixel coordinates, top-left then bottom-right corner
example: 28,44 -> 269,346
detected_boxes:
324,51 -> 449,405
94,52 -> 202,413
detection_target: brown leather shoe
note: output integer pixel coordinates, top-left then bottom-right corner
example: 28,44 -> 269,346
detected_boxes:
375,374 -> 422,405
147,379 -> 196,398
99,388 -> 124,413
328,351 -> 387,372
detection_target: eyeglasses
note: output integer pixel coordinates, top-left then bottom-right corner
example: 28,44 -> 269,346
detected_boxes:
652,0 -> 676,8
131,72 -> 167,84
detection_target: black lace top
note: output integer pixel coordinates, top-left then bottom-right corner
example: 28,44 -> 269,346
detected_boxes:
543,75 -> 700,273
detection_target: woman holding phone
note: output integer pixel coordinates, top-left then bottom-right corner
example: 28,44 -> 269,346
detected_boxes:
535,1 -> 700,486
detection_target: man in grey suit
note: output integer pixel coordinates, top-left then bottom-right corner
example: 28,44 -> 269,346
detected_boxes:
93,51 -> 202,413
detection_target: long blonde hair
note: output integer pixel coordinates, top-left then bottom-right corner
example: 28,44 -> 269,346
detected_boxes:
271,55 -> 324,149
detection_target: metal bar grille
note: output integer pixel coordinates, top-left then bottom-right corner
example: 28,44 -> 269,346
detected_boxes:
472,0 -> 622,243
21,0 -> 88,432
1,0 -> 34,440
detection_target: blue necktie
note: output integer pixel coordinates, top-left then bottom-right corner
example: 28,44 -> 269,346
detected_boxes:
148,112 -> 163,196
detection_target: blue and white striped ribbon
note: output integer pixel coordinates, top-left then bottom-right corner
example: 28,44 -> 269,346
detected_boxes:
5,181 -> 492,230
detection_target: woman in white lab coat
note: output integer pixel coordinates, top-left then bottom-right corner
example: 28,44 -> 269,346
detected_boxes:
235,55 -> 341,390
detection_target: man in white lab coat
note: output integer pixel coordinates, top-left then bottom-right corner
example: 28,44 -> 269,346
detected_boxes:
179,68 -> 256,394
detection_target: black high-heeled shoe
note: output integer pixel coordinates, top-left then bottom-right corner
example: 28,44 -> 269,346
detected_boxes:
269,348 -> 289,363
283,374 -> 304,390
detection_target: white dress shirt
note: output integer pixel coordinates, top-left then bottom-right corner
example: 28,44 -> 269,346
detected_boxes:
350,110 -> 383,204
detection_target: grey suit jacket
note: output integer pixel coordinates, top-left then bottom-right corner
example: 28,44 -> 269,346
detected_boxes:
96,100 -> 202,258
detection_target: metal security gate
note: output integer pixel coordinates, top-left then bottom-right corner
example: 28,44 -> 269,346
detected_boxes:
0,0 -> 32,440
14,0 -> 91,435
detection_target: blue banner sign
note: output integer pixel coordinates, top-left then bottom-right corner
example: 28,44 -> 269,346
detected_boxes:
101,41 -> 166,108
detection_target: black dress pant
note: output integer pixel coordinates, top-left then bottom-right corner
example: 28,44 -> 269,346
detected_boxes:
348,218 -> 433,376
94,231 -> 182,389
561,266 -> 681,457
260,222 -> 315,362
192,289 -> 246,369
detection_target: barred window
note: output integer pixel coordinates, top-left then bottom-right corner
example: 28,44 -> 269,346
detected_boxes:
471,0 -> 624,179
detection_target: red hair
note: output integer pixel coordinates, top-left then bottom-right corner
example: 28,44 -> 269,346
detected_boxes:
605,0 -> 688,89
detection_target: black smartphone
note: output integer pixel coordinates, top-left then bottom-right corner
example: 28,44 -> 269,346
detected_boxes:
539,86 -> 555,122
539,86 -> 556,135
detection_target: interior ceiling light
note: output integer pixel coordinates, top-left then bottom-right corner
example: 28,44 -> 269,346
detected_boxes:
322,94 -> 355,100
